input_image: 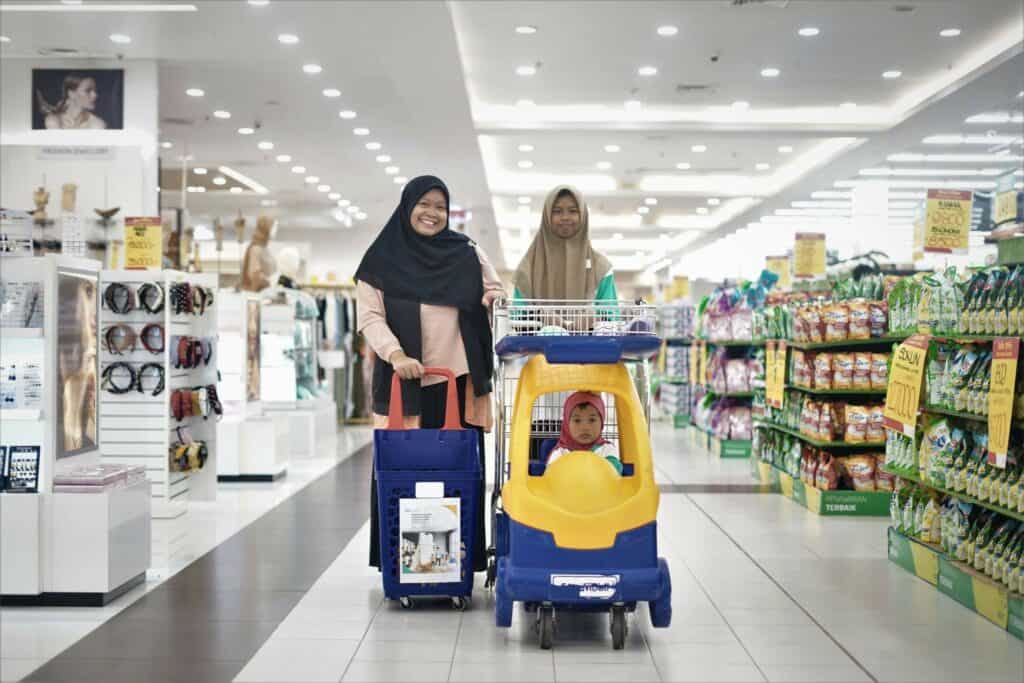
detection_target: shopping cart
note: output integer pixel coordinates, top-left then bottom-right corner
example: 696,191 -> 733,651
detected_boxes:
374,368 -> 481,610
486,299 -> 671,649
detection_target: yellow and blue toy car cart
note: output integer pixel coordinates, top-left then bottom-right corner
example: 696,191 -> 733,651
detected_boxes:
490,301 -> 671,650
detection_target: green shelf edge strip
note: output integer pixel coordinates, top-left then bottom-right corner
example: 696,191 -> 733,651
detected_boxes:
752,460 -> 890,515
789,386 -> 888,397
708,391 -> 756,399
880,467 -> 1024,524
754,419 -> 886,450
787,336 -> 908,351
702,340 -> 766,348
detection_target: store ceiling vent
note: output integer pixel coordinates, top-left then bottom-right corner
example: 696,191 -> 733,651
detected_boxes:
731,0 -> 789,7
161,116 -> 194,126
676,84 -> 712,94
38,47 -> 87,57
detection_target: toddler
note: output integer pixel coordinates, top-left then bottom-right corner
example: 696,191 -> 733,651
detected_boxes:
547,391 -> 622,474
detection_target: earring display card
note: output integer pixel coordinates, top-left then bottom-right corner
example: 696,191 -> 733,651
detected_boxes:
0,209 -> 34,256
1,359 -> 43,410
0,281 -> 45,329
6,445 -> 40,493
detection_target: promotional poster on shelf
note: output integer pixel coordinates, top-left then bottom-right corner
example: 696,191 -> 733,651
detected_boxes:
793,233 -> 826,279
883,334 -> 929,437
987,337 -> 1020,468
923,189 -> 972,254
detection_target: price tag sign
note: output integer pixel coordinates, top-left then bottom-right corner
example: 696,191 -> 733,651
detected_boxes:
673,276 -> 690,299
124,217 -> 163,270
698,341 -> 708,387
994,190 -> 1019,225
912,219 -> 925,262
689,342 -> 699,385
765,255 -> 792,290
987,337 -> 1020,469
793,233 -> 826,278
883,335 -> 930,436
923,189 -> 972,254
765,342 -> 787,409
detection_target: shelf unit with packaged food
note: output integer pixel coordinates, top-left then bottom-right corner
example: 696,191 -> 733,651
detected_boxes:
787,335 -> 908,351
788,385 -> 888,397
657,336 -> 696,429
749,457 -> 891,516
753,419 -> 887,450
881,466 -> 1024,525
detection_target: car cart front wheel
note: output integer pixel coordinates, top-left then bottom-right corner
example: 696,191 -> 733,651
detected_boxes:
452,596 -> 468,611
538,606 -> 555,650
610,606 -> 626,650
399,597 -> 413,609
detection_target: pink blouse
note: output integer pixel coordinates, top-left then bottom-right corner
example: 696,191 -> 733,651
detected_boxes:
357,244 -> 505,430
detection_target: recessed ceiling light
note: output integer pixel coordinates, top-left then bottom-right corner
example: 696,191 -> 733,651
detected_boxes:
596,161 -> 612,170
515,25 -> 537,34
257,141 -> 274,150
676,162 -> 691,170
322,88 -> 341,98
604,144 -> 621,153
778,145 -> 794,153
248,0 -> 270,5
691,144 -> 707,153
365,142 -> 382,151
237,127 -> 254,135
516,65 -> 537,76
185,88 -> 204,97
624,99 -> 642,111
212,109 -> 231,119
328,192 -> 340,200
0,36 -> 10,43
338,199 -> 351,207
644,198 -> 658,206
212,176 -> 226,185
840,101 -> 857,109
1018,91 -> 1024,99
356,212 -> 367,220
385,166 -> 400,175
302,63 -> 322,75
708,198 -> 721,205
305,176 -> 319,184
756,162 -> 771,170
194,167 -> 207,175
291,165 -> 306,174
731,100 -> 750,110
277,33 -> 299,44
761,67 -> 780,78
518,196 -> 531,204
882,70 -> 902,79
516,99 -> 535,108
317,184 -> 331,192
394,176 -> 408,184
939,28 -> 961,37
518,160 -> 534,169
275,154 -> 291,163
637,206 -> 651,214
338,110 -> 357,119
261,199 -> 277,207
638,65 -> 658,76
230,187 -> 243,194
353,127 -> 370,136
798,27 -> 820,37
109,33 -> 131,44
518,144 -> 535,152
376,155 -> 392,163
160,141 -> 173,149
347,206 -> 360,214
656,25 -> 678,37
612,233 -> 623,240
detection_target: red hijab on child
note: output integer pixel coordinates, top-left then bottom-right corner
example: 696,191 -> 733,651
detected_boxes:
556,391 -> 611,451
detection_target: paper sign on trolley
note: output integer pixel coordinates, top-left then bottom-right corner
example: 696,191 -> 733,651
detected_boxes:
399,497 -> 461,584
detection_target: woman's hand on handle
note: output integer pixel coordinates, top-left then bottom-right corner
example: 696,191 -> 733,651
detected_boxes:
389,350 -> 424,380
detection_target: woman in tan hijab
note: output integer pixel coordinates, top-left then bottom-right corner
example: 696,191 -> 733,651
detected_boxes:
513,185 -> 617,302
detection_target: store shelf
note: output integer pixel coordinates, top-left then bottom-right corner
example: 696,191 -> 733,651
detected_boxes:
787,335 -> 907,351
710,436 -> 751,459
930,334 -> 1009,344
888,528 -> 1024,639
0,328 -> 43,339
754,420 -> 886,450
751,460 -> 890,516
708,391 -> 756,399
790,385 -> 888,397
922,406 -> 1024,430
661,375 -> 689,384
881,467 -> 1024,524
664,337 -> 693,345
704,340 -> 765,348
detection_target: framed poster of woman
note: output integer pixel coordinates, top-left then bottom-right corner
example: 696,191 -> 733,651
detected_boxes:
32,69 -> 124,130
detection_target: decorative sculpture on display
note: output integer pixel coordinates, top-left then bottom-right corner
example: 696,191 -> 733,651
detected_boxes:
239,215 -> 276,292
32,186 -> 50,223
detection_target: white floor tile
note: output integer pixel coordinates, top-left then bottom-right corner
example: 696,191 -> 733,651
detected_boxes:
0,658 -> 43,683
450,660 -> 555,682
233,637 -> 360,682
554,660 -> 661,683
341,660 -> 452,683
353,638 -> 456,663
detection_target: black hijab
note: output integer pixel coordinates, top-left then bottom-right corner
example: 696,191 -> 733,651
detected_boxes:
355,176 -> 493,415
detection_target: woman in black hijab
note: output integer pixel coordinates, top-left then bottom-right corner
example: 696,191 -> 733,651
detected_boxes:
355,175 -> 503,571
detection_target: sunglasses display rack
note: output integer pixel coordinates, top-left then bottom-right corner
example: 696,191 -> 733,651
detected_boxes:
1,255 -> 151,606
214,289 -> 289,482
98,269 -> 220,519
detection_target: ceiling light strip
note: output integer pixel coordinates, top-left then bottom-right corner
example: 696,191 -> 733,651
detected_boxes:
217,165 -> 268,194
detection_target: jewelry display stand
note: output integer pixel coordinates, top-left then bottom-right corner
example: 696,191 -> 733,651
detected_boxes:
1,255 -> 151,606
215,289 -> 288,482
98,270 -> 219,519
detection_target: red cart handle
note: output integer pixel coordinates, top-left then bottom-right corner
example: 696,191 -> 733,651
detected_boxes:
388,367 -> 462,431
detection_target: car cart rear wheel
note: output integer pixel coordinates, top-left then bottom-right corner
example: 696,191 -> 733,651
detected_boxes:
485,558 -> 496,589
452,596 -> 468,611
538,607 -> 555,650
399,597 -> 413,609
610,606 -> 626,650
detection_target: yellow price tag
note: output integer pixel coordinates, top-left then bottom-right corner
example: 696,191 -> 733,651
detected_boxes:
988,337 -> 1020,468
698,341 -> 708,387
883,334 -> 930,436
924,189 -> 972,254
793,233 -> 826,278
994,190 -> 1019,225
912,219 -> 925,262
767,342 -> 787,409
673,276 -> 690,299
765,256 -> 791,290
124,217 -> 163,270
689,342 -> 699,385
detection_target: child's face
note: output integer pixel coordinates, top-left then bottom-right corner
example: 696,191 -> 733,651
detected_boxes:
568,403 -> 602,446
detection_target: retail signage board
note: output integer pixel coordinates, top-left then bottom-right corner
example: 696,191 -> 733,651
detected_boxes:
765,341 -> 787,409
37,146 -> 114,161
912,219 -> 925,262
672,276 -> 690,299
987,337 -> 1019,468
124,217 -> 162,270
793,233 -> 826,278
688,342 -> 699,385
994,190 -> 1019,225
765,255 -> 792,290
883,334 -> 930,436
923,189 -> 972,254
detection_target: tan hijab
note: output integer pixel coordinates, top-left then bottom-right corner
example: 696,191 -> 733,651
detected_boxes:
513,186 -> 612,300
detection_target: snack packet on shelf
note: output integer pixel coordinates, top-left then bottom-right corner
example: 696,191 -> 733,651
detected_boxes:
814,353 -> 834,390
871,353 -> 889,390
833,353 -> 854,389
848,299 -> 870,339
847,455 -> 876,491
844,405 -> 869,443
853,353 -> 872,390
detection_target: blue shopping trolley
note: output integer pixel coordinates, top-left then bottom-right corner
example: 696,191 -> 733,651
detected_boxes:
374,368 -> 482,609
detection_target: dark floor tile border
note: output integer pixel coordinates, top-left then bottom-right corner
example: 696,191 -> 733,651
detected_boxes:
24,443 -> 374,683
658,483 -> 775,494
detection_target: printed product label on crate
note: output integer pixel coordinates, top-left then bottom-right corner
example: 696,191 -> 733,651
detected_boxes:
987,337 -> 1019,468
994,189 -> 1019,225
398,497 -> 461,584
883,334 -> 930,436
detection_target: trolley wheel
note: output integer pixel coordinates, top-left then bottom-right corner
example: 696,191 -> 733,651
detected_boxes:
610,606 -> 626,650
485,559 -> 497,589
399,597 -> 413,610
451,596 -> 468,611
538,606 -> 555,650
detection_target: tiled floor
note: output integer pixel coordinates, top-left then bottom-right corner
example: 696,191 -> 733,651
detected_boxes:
4,423 -> 1024,682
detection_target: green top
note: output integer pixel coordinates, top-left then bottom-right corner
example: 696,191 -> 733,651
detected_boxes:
513,271 -> 618,303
